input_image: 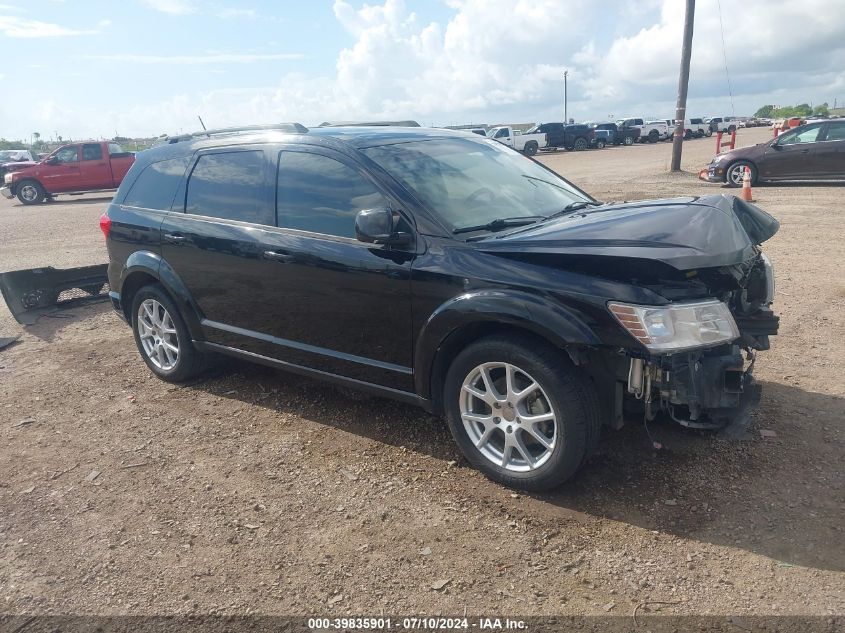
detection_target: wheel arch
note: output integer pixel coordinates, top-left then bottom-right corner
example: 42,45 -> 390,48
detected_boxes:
118,252 -> 204,340
415,290 -> 600,414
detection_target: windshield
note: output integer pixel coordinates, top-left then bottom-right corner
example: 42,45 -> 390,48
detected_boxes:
0,150 -> 26,161
362,136 -> 593,232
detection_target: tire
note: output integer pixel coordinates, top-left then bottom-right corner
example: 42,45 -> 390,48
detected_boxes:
595,139 -> 606,149
16,179 -> 46,205
728,125 -> 736,134
648,130 -> 659,143
131,283 -> 205,382
725,161 -> 757,188
684,130 -> 692,140
523,141 -> 538,156
443,335 -> 600,491
704,128 -> 713,137
623,135 -> 634,146
573,137 -> 588,151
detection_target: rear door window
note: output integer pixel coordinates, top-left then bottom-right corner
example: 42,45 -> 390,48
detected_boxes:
123,157 -> 189,210
82,144 -> 103,161
276,151 -> 386,239
823,122 -> 845,141
185,151 -> 271,225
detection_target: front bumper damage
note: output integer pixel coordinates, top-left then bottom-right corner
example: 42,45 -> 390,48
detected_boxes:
626,344 -> 762,435
0,264 -> 110,325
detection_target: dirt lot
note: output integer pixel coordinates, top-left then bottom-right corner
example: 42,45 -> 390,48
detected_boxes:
1,128 -> 843,619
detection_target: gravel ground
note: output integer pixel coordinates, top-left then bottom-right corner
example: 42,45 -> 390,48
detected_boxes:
0,128 -> 843,619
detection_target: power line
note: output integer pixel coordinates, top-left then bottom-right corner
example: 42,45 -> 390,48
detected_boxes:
716,0 -> 735,116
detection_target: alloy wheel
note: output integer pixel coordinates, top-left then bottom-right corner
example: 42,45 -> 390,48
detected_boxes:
459,362 -> 557,472
137,298 -> 180,370
20,185 -> 38,202
728,164 -> 748,186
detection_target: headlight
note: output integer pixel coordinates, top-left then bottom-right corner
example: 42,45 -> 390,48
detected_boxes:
3,173 -> 12,184
608,299 -> 739,353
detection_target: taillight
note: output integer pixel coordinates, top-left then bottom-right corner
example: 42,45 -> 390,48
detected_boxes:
99,212 -> 111,239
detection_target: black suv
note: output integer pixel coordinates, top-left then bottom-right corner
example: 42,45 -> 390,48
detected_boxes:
525,123 -> 593,151
103,124 -> 780,490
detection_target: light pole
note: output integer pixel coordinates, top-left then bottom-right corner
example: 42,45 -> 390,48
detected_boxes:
563,70 -> 568,124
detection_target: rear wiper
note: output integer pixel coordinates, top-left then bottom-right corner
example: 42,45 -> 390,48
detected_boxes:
453,216 -> 544,234
541,200 -> 603,223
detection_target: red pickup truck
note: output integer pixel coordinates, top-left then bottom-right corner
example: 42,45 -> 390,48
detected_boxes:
1,141 -> 135,205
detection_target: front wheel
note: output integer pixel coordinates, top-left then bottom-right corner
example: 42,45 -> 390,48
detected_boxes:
595,139 -> 606,149
16,180 -> 46,205
443,335 -> 600,491
623,136 -> 634,146
704,128 -> 713,137
131,284 -> 205,382
726,161 -> 757,187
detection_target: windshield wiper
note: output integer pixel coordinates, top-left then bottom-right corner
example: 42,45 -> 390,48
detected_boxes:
540,200 -> 603,223
453,216 -> 544,234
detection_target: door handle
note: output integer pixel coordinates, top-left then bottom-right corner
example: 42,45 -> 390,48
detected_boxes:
163,233 -> 186,244
800,148 -> 810,153
262,250 -> 294,263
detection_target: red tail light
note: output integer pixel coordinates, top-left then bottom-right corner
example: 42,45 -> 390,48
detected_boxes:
99,212 -> 111,239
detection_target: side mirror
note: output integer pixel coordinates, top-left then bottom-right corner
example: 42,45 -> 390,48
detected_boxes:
354,208 -> 412,246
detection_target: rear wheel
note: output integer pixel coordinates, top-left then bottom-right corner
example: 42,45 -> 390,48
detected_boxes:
728,125 -> 736,134
623,135 -> 634,146
16,180 -> 46,205
573,137 -> 588,151
704,128 -> 713,137
444,335 -> 600,490
523,141 -> 538,156
648,130 -> 659,143
131,284 -> 205,382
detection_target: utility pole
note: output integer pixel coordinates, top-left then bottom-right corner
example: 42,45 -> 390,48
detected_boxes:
563,70 -> 568,124
671,0 -> 695,172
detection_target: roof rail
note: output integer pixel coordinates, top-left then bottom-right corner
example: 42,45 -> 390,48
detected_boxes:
166,122 -> 309,144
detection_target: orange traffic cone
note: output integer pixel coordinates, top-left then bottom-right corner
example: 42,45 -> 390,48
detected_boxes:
741,166 -> 754,202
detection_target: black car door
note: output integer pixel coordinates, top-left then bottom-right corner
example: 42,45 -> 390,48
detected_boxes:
248,146 -> 416,391
761,124 -> 824,180
814,122 -> 845,178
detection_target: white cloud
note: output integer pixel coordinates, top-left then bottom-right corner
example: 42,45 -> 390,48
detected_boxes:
84,52 -> 303,64
97,19 -> 112,28
0,16 -> 99,38
7,0 -> 845,139
140,0 -> 197,15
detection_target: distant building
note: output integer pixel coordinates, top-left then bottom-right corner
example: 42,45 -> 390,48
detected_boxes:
829,107 -> 845,117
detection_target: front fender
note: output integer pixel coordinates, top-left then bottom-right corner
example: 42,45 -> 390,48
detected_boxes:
117,251 -> 204,340
413,288 -> 600,398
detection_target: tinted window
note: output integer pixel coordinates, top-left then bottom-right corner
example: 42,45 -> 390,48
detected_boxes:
82,144 -> 103,161
824,122 -> 845,141
277,152 -> 386,239
54,147 -> 78,163
185,151 -> 269,224
123,157 -> 189,210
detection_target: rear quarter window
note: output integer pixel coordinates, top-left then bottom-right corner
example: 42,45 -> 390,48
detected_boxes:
122,157 -> 189,211
185,151 -> 270,224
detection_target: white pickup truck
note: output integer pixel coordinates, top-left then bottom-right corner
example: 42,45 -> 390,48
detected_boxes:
486,126 -> 547,156
616,118 -> 669,143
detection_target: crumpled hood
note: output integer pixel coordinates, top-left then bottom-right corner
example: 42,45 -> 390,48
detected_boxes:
477,194 -> 779,270
0,160 -> 37,172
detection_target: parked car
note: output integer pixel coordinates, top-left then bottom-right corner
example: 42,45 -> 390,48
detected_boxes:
587,122 -> 639,146
103,123 -> 780,490
646,120 -> 671,141
525,123 -> 594,151
1,141 -> 135,205
487,125 -> 547,155
700,118 -> 845,186
616,118 -> 666,143
706,116 -> 740,134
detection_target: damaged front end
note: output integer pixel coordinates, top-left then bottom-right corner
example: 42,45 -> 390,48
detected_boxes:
614,250 -> 778,434
0,264 -> 109,325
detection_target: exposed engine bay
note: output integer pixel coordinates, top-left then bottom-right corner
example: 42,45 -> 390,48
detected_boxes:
620,251 -> 778,431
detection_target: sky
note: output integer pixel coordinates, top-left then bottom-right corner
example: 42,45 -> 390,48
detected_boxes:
1,0 -> 844,141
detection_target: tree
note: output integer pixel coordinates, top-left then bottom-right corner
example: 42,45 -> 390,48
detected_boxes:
813,102 -> 829,116
754,105 -> 774,118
